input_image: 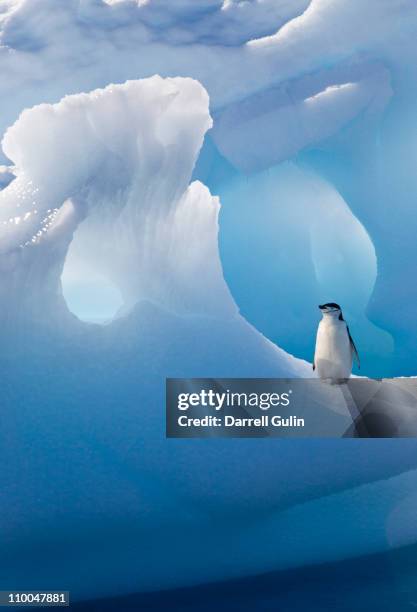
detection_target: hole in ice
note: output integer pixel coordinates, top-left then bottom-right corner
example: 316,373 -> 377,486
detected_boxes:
61,237 -> 124,324
61,270 -> 124,324
59,198 -> 126,324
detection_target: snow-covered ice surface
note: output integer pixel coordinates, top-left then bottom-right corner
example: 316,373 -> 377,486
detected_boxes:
1,0 -> 417,603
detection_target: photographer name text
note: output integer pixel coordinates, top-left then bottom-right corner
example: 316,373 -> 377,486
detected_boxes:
177,414 -> 305,428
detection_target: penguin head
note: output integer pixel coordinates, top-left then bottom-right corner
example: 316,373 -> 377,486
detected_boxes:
319,302 -> 342,318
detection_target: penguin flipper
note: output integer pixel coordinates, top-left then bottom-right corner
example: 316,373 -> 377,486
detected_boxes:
347,326 -> 360,369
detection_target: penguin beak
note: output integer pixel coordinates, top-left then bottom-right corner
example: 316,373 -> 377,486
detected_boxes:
318,304 -> 326,310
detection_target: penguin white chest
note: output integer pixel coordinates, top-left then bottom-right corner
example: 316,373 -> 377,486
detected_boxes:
315,319 -> 352,379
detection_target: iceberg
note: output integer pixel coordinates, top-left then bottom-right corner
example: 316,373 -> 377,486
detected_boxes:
0,76 -> 417,602
1,0 -> 417,603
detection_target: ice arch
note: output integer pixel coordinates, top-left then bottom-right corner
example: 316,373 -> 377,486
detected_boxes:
0,75 -> 309,382
301,91 -> 417,376
0,78 -> 238,324
212,162 -> 392,376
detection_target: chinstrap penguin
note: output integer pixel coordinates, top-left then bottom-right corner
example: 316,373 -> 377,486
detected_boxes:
313,303 -> 360,381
